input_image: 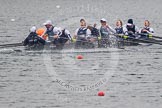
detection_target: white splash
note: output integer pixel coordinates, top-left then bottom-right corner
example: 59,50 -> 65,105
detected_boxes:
0,48 -> 15,54
56,5 -> 60,9
11,19 -> 15,22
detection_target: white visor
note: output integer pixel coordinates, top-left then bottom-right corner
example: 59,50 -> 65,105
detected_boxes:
100,18 -> 107,22
43,20 -> 53,26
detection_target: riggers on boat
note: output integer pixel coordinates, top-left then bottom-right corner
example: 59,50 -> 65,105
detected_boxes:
25,40 -> 97,50
22,28 -> 162,50
24,35 -> 142,50
1,34 -> 161,50
114,33 -> 162,46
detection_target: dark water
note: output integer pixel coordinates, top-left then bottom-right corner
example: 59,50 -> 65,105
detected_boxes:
0,0 -> 162,108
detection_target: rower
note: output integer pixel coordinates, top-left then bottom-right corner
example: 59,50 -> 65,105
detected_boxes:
86,24 -> 100,47
43,20 -> 72,47
23,26 -> 45,48
115,19 -> 124,34
115,19 -> 124,46
87,24 -> 99,37
74,19 -> 92,48
99,18 -> 116,47
139,20 -> 154,39
100,18 -> 116,37
43,20 -> 61,42
123,19 -> 139,38
54,27 -> 72,48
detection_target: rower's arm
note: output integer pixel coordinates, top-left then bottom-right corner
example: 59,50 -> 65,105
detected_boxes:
123,25 -> 128,35
86,29 -> 92,37
73,28 -> 79,39
65,29 -> 72,41
108,26 -> 116,34
53,27 -> 62,39
135,26 -> 140,34
148,28 -> 154,34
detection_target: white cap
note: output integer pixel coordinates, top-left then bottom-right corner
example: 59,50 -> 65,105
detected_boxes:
127,23 -> 132,26
100,18 -> 107,22
43,20 -> 53,26
29,26 -> 36,32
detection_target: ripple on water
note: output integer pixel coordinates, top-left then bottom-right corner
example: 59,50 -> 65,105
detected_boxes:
0,48 -> 15,54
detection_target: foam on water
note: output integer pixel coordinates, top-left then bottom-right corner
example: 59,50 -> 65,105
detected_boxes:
0,48 -> 15,54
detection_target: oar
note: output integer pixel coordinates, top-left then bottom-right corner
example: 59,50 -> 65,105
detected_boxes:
0,42 -> 23,48
135,33 -> 162,42
58,37 -> 97,43
113,34 -> 162,45
132,38 -> 162,45
152,35 -> 162,39
138,33 -> 162,39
